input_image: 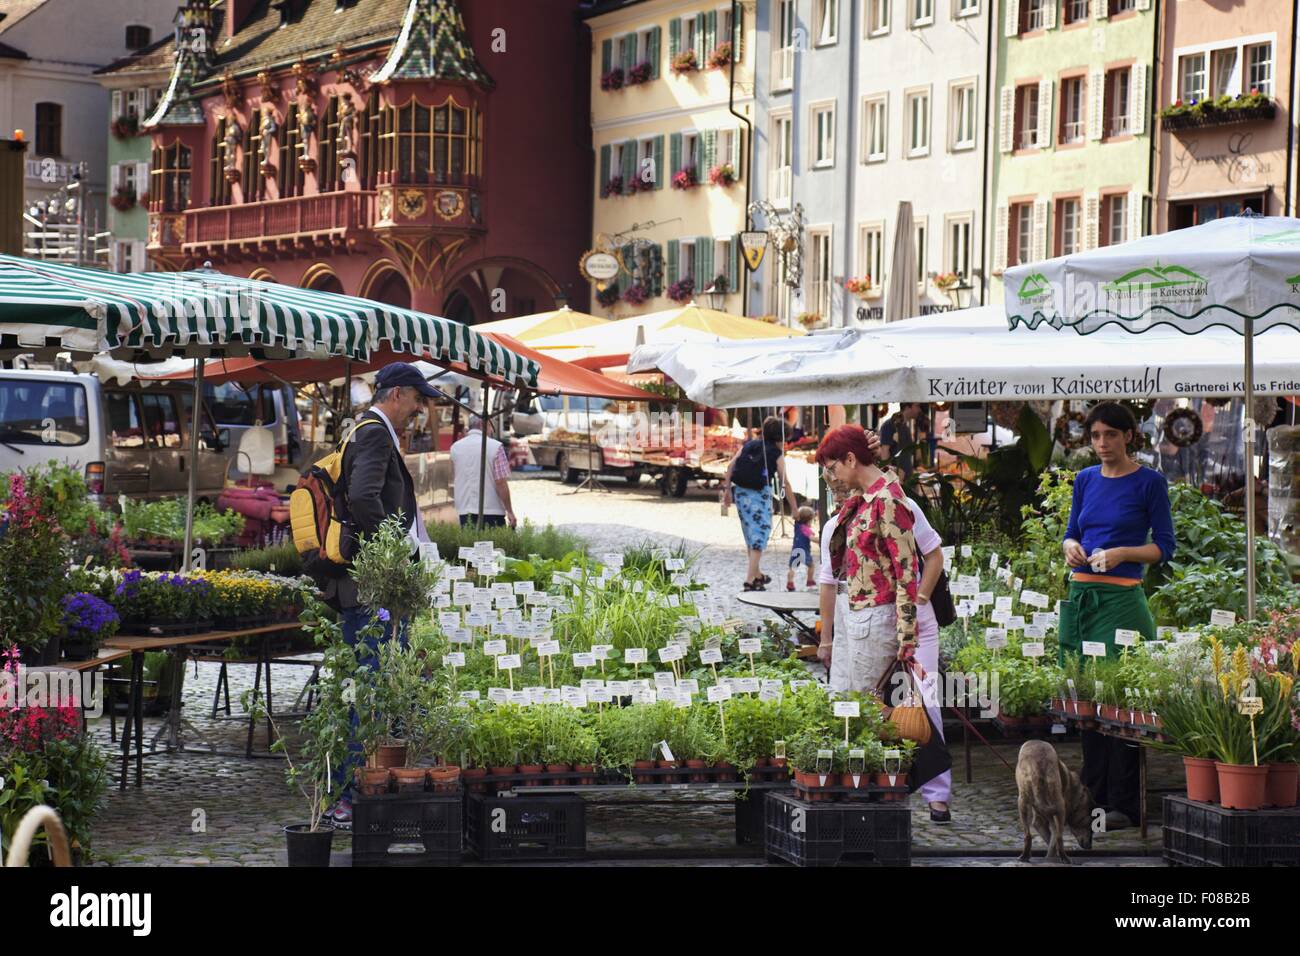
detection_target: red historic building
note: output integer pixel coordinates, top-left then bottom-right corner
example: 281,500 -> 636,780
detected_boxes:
116,0 -> 593,323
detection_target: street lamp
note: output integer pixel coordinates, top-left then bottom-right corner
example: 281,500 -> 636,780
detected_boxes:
701,278 -> 727,311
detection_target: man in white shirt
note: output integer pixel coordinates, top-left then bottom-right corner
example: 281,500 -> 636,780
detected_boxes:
450,415 -> 517,528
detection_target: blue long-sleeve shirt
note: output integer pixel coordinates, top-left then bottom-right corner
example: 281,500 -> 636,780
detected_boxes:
1064,465 -> 1175,581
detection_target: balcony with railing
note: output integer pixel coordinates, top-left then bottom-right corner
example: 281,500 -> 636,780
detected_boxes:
1060,120 -> 1085,144
181,191 -> 377,254
1105,115 -> 1131,138
1016,128 -> 1041,150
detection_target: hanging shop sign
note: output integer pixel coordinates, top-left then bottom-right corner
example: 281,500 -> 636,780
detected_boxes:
580,249 -> 622,289
740,231 -> 769,271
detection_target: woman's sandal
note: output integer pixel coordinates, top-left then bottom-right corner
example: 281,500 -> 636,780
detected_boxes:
744,579 -> 767,592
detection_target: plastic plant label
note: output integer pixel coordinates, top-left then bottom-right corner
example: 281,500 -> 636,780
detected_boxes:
833,700 -> 861,718
1012,577 -> 1023,592
573,652 -> 596,668
1021,642 -> 1045,658
678,679 -> 700,696
487,687 -> 509,703
977,591 -> 995,606
607,681 -> 631,696
1066,678 -> 1078,702
665,558 -> 686,572
958,575 -> 980,592
1032,612 -> 1055,629
537,641 -> 561,657
592,644 -> 614,659
759,684 -> 783,702
654,671 -> 676,688
1175,631 -> 1200,644
707,684 -> 733,703
657,646 -> 680,663
458,547 -> 475,561
459,690 -> 482,702
1238,696 -> 1264,716
482,639 -> 507,656
624,648 -> 648,664
1209,609 -> 1237,627
439,611 -> 461,629
984,628 -> 1008,650
961,545 -> 973,558
989,552 -> 999,570
465,612 -> 488,628
513,581 -> 535,595
589,687 -> 613,703
563,690 -> 587,709
497,654 -> 522,670
738,638 -> 763,655
541,688 -> 562,704
632,687 -> 657,705
990,609 -> 1011,624
446,566 -> 467,581
511,691 -> 531,707
1114,629 -> 1140,647
442,653 -> 465,668
995,596 -> 1014,612
1006,616 -> 1026,631
957,602 -> 974,619
1082,641 -> 1107,657
1094,681 -> 1105,702
450,629 -> 473,645
997,568 -> 1013,584
580,679 -> 605,693
736,677 -> 761,694
941,546 -> 955,564
1023,625 -> 1045,640
816,750 -> 835,785
491,622 -> 511,637
699,648 -> 723,665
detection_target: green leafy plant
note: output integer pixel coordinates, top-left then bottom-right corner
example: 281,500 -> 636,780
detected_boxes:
350,514 -> 443,622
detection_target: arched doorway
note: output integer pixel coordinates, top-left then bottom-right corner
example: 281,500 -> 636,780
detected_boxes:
443,289 -> 476,326
365,269 -> 412,309
301,265 -> 344,294
443,260 -> 561,325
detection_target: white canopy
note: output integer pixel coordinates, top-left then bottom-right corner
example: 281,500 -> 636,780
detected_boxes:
631,306 -> 1300,408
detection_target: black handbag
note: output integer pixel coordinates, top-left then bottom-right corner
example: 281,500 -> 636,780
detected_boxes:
917,552 -> 957,627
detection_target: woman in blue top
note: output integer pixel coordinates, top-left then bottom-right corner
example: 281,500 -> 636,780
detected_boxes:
1059,401 -> 1175,830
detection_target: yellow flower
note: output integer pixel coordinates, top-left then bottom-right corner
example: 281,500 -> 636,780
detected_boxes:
1210,636 -> 1224,678
1218,672 -> 1232,699
1230,646 -> 1250,695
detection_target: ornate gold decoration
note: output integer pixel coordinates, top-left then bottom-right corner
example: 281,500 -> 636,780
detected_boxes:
434,190 -> 464,221
257,71 -> 279,103
377,189 -> 394,222
375,234 -> 471,291
221,70 -> 243,108
397,189 -> 427,219
291,60 -> 316,96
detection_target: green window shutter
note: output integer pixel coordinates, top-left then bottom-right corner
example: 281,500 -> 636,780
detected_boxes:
599,144 -> 611,195
667,239 -> 680,286
703,129 -> 717,174
653,135 -> 665,189
601,39 -> 612,75
670,133 -> 682,176
669,18 -> 680,59
695,13 -> 707,61
733,7 -> 745,62
648,26 -> 661,78
706,10 -> 717,55
624,36 -> 636,72
650,244 -> 664,295
698,237 -> 714,287
621,141 -> 636,192
621,242 -> 635,292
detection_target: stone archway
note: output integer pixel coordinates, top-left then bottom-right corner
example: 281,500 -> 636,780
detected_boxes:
442,258 -> 562,325
364,269 -> 412,309
300,264 -> 344,294
442,288 -> 476,326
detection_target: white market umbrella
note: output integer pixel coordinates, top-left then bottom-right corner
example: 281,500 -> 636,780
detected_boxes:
1004,212 -> 1300,618
885,201 -> 917,323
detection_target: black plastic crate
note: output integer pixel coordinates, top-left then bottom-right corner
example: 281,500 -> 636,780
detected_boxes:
466,793 -> 586,862
351,791 -> 462,867
1162,796 -> 1300,867
764,791 -> 911,867
735,789 -> 776,846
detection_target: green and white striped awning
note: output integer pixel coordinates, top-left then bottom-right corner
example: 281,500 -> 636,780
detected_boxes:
0,256 -> 539,387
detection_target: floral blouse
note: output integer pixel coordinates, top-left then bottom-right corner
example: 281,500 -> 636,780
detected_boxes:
828,474 -> 920,651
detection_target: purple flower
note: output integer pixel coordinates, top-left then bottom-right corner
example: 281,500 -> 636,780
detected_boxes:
376,608 -> 390,623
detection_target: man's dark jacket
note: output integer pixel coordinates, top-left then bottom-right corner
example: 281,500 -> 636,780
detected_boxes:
328,409 -> 417,609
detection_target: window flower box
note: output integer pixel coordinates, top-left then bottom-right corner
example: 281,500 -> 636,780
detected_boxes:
933,271 -> 959,292
1159,92 -> 1276,131
666,277 -> 694,303
109,187 -> 137,212
796,311 -> 823,329
110,114 -> 138,139
595,284 -> 621,307
707,41 -> 733,70
601,67 -> 625,91
672,166 -> 699,190
623,283 -> 650,305
627,174 -> 654,193
601,175 -> 625,198
843,277 -> 872,298
671,50 -> 699,74
708,163 -> 736,187
627,62 -> 653,85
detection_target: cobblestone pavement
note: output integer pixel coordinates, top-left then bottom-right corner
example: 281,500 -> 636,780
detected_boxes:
86,475 -> 1176,866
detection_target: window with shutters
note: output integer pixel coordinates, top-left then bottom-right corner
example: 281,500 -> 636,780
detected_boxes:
242,118 -> 265,200
1021,0 -> 1047,33
637,138 -> 657,189
906,89 -> 930,157
811,104 -> 835,167
114,239 -> 136,273
1103,67 -> 1131,137
772,251 -> 795,324
1059,76 -> 1084,144
1247,43 -> 1273,96
681,132 -> 701,177
360,90 -> 381,189
950,82 -> 976,151
1109,0 -> 1135,13
771,112 -> 793,206
1008,202 -> 1033,266
1014,83 -> 1040,149
717,128 -> 738,175
910,0 -> 934,28
860,222 -> 885,291
709,238 -> 735,293
863,95 -> 887,162
35,102 -> 62,157
638,28 -> 657,73
618,33 -> 637,70
1054,198 -> 1081,255
773,0 -> 796,90
318,97 -> 343,192
1102,193 -> 1126,245
945,215 -> 973,277
680,240 -> 697,280
868,0 -> 891,35
1063,0 -> 1087,23
809,230 -> 833,319
815,0 -> 839,44
1179,53 -> 1207,101
152,142 -> 191,213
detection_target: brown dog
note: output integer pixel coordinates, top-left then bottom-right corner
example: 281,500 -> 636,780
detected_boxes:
1015,740 -> 1095,864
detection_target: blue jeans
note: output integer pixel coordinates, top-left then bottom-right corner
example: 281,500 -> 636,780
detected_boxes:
332,606 -> 409,798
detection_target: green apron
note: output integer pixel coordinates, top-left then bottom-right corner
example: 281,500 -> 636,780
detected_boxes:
1057,579 -> 1156,665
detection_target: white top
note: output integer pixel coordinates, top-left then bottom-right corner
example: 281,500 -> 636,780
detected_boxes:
817,495 -> 940,586
451,429 -> 507,517
368,407 -> 429,550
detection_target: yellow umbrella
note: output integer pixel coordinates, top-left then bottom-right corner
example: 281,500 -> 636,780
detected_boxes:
473,305 -> 609,343
644,301 -> 806,339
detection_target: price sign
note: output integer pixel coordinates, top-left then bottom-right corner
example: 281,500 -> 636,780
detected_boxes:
537,640 -> 561,657
1006,616 -> 1026,631
625,648 -> 648,664
591,644 -> 614,660
1021,590 -> 1049,609
541,688 -> 563,705
459,690 -> 481,702
482,639 -> 508,656
707,684 -> 733,703
607,681 -> 631,697
439,611 -> 461,629
491,622 -> 511,637
738,638 -> 762,655
958,575 -> 980,592
433,595 -> 451,609
562,689 -> 588,709
588,687 -> 613,704
458,547 -> 475,561
984,628 -> 1008,650
990,609 -> 1011,624
699,648 -> 723,665
442,653 -> 465,668
654,671 -> 676,688
833,701 -> 861,718
678,679 -> 700,696
759,683 -> 783,702
1114,628 -> 1140,647
665,558 -> 685,572
446,566 -> 466,581
957,601 -> 975,619
632,687 -> 657,705
1082,641 -> 1107,658
1032,612 -> 1055,629
580,679 -> 605,692
1023,625 -> 1045,640
449,629 -> 473,645
995,596 -> 1014,612
736,677 -> 761,694
1175,631 -> 1200,644
511,691 -> 532,707
1021,642 -> 1045,658
497,654 -> 522,670
573,652 -> 596,668
513,581 -> 535,595
1238,696 -> 1264,716
977,591 -> 995,606
487,687 -> 509,703
465,611 -> 488,628
1209,609 -> 1237,627
658,645 -> 684,663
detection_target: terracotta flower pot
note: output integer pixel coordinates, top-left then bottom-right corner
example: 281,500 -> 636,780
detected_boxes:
545,762 -> 573,785
715,761 -> 737,782
685,758 -> 708,783
998,713 -> 1027,727
633,759 -> 655,784
873,772 -> 908,802
489,765 -> 517,793
1264,762 -> 1299,809
1215,762 -> 1269,810
574,763 -> 597,785
794,769 -> 834,802
1070,700 -> 1096,719
841,772 -> 867,791
355,766 -> 390,797
519,763 -> 545,788
426,765 -> 461,793
461,767 -> 489,794
1099,704 -> 1120,722
389,767 -> 427,792
373,742 -> 408,769
1183,756 -> 1219,803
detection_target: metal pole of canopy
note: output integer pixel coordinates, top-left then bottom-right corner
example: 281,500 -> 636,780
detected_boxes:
1244,317 -> 1257,620
477,380 -> 489,527
182,356 -> 205,574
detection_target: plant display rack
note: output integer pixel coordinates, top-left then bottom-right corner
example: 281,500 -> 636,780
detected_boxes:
466,792 -> 586,862
789,780 -> 908,803
1047,701 -> 1170,744
764,792 -> 911,867
1162,795 -> 1300,867
474,764 -> 790,791
351,790 -> 463,867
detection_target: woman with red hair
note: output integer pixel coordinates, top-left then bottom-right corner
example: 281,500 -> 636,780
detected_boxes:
815,424 -> 920,693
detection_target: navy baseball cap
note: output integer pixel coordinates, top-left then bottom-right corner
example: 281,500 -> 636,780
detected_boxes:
375,363 -> 440,398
